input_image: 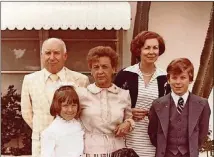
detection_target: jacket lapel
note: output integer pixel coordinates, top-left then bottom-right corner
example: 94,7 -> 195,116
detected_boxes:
39,69 -> 51,106
155,93 -> 171,138
188,93 -> 204,137
64,67 -> 79,83
130,73 -> 138,108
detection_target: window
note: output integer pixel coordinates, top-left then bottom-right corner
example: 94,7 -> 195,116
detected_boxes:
49,29 -> 120,72
1,29 -> 122,94
1,30 -> 40,94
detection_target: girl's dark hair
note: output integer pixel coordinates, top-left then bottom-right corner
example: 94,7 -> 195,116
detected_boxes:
50,85 -> 80,119
111,148 -> 139,157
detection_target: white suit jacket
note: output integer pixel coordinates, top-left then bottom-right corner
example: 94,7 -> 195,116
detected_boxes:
21,67 -> 89,157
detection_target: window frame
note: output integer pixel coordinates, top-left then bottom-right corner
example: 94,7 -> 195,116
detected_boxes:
1,29 -> 123,76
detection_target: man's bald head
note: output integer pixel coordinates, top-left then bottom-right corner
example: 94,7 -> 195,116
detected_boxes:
41,38 -> 68,74
41,38 -> 67,54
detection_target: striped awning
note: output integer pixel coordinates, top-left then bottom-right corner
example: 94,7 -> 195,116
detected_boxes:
1,2 -> 131,30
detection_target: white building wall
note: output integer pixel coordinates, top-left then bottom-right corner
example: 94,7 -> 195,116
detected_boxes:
149,2 -> 213,138
121,2 -> 137,68
149,2 -> 212,89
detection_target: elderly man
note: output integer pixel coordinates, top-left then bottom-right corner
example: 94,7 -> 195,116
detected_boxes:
21,38 -> 89,157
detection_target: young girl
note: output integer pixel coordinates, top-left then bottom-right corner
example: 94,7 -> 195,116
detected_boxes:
41,85 -> 84,157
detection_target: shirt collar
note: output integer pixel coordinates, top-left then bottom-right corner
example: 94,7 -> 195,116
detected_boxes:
171,90 -> 189,106
56,115 -> 77,123
124,63 -> 166,79
44,67 -> 66,82
87,83 -> 120,94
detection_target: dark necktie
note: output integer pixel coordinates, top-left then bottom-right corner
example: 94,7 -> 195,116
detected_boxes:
177,97 -> 184,114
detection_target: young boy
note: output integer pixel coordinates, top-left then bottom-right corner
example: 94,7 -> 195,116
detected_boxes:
148,58 -> 211,157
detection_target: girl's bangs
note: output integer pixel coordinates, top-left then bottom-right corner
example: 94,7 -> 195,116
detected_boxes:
58,90 -> 79,104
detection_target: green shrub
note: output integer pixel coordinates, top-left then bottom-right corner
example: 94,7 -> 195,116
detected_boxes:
1,85 -> 32,155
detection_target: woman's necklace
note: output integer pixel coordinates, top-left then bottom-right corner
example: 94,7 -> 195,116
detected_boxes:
139,63 -> 156,77
142,72 -> 154,77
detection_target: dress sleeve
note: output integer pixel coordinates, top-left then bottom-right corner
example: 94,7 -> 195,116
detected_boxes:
41,131 -> 56,157
123,90 -> 132,120
123,90 -> 135,130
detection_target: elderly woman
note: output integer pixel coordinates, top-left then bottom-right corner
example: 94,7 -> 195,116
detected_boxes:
114,31 -> 171,157
77,46 -> 135,157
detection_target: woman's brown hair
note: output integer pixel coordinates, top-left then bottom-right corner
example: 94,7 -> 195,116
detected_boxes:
131,31 -> 165,59
87,46 -> 119,70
